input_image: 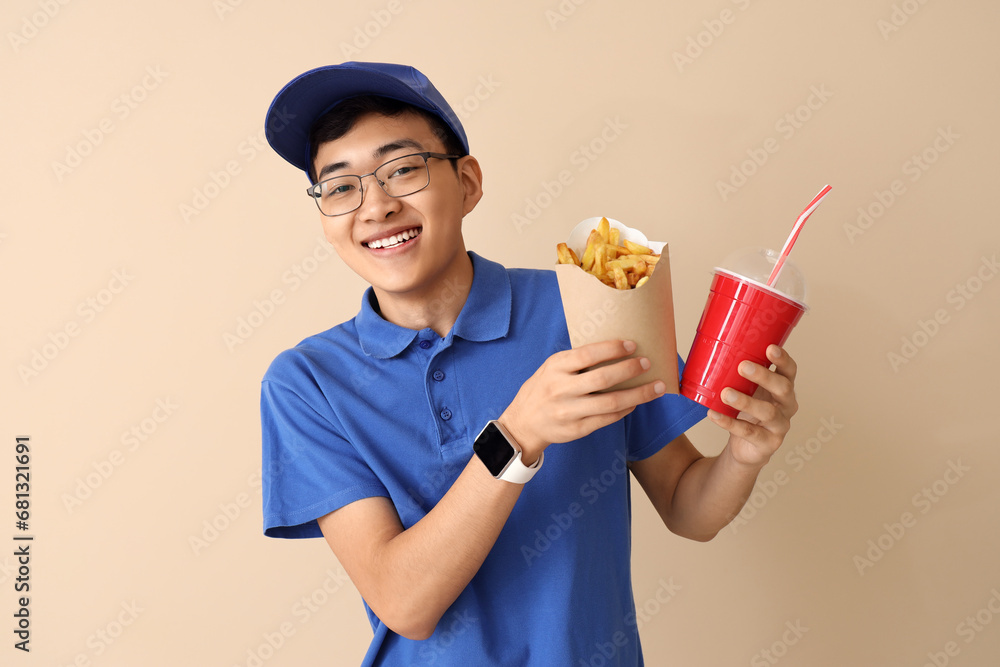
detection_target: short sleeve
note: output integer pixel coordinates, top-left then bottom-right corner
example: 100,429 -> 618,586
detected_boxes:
261,378 -> 389,539
624,354 -> 708,461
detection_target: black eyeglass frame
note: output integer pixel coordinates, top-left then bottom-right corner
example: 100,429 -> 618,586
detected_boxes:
305,152 -> 462,217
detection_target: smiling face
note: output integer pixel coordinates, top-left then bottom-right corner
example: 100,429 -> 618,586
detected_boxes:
312,111 -> 483,329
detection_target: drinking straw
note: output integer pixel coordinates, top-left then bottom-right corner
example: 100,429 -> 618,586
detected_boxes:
766,184 -> 833,287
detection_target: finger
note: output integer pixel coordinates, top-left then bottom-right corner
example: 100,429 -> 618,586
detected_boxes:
720,387 -> 787,434
560,339 -> 638,374
739,361 -> 796,414
575,355 -> 652,395
576,405 -> 638,434
579,378 -> 667,417
767,345 -> 797,383
708,405 -> 783,444
708,408 -> 755,437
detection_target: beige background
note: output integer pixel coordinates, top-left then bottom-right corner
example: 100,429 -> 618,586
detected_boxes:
3,0 -> 998,665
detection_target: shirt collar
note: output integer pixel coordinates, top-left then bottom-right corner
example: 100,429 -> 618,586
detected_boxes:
356,252 -> 512,359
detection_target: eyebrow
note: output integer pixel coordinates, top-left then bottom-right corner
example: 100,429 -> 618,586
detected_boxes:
316,138 -> 425,181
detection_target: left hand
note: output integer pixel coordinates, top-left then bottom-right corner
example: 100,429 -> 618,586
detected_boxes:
707,344 -> 798,467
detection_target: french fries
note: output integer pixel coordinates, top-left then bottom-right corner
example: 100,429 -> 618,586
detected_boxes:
555,217 -> 660,290
555,243 -> 579,266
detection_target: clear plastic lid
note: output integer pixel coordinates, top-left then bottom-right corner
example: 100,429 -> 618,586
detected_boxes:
717,247 -> 807,305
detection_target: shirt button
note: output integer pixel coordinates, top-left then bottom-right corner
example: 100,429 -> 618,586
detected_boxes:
433,370 -> 445,382
440,408 -> 452,421
418,340 -> 432,350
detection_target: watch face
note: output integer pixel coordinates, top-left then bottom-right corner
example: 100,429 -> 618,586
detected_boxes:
474,422 -> 516,477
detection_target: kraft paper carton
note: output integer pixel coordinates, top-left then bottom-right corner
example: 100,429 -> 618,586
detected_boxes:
554,217 -> 679,392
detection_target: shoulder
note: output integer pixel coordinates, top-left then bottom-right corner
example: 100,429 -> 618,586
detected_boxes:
506,264 -> 556,286
503,264 -> 561,304
263,318 -> 361,387
470,251 -> 556,287
501,264 -> 568,344
509,263 -> 561,299
466,252 -> 565,332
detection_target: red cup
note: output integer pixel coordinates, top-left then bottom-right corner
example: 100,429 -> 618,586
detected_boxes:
681,268 -> 806,418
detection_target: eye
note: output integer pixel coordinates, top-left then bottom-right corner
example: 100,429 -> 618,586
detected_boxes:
382,155 -> 425,180
388,165 -> 418,178
322,180 -> 356,199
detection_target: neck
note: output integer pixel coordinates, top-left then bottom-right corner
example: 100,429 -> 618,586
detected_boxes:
372,253 -> 474,337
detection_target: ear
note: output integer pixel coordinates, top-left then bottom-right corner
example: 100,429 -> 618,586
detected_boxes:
456,155 -> 484,217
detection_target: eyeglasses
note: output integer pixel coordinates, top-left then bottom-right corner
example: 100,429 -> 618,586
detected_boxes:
306,151 -> 460,217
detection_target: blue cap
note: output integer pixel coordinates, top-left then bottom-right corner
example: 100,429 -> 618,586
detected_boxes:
264,62 -> 469,178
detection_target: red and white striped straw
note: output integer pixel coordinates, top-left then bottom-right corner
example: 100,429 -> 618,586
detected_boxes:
766,184 -> 833,287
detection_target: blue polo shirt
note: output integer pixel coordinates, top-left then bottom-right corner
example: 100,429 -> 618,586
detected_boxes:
261,252 -> 706,666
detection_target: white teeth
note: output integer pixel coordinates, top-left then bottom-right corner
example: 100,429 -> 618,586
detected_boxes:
367,228 -> 420,249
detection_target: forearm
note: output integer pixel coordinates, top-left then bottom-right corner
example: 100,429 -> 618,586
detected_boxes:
371,455 -> 523,639
666,443 -> 767,541
664,344 -> 799,540
328,340 -> 662,639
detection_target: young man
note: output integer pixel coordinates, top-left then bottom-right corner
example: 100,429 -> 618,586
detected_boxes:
261,62 -> 799,665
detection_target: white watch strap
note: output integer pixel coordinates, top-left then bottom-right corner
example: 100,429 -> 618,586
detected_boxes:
498,449 -> 544,484
492,421 -> 544,484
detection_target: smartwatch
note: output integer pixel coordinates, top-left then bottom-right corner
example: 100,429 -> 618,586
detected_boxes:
473,420 -> 543,484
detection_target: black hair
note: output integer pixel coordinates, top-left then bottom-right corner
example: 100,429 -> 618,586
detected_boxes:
307,95 -> 466,182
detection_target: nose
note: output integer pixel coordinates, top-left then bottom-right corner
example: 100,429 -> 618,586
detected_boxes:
357,173 -> 401,221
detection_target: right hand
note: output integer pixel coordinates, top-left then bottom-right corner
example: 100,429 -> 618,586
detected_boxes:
499,340 -> 666,463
